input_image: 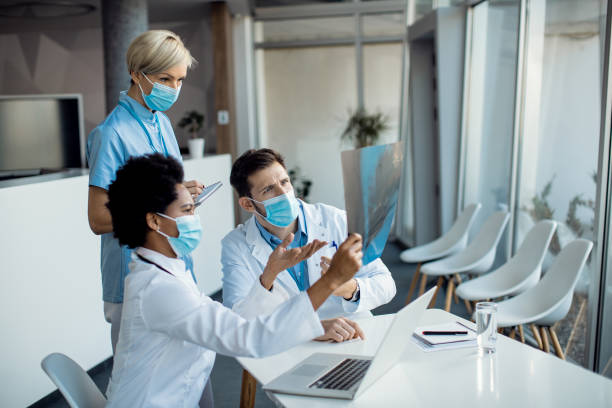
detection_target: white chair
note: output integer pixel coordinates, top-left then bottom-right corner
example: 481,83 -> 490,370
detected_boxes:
41,353 -> 107,408
455,220 -> 557,301
400,203 -> 481,303
493,238 -> 593,360
420,211 -> 510,312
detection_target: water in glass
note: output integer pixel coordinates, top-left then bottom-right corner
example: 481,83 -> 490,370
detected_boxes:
476,302 -> 498,355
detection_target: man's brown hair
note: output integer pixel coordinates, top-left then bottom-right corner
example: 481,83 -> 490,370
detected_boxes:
230,148 -> 286,198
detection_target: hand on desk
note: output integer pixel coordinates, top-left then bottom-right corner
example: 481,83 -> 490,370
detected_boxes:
314,317 -> 365,343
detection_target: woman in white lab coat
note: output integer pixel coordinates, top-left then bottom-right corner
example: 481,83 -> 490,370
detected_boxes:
103,153 -> 363,408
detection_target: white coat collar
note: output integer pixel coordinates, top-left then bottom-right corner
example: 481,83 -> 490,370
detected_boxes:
134,247 -> 187,277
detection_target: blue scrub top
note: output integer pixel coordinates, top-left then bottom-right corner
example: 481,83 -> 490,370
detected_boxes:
87,91 -> 191,303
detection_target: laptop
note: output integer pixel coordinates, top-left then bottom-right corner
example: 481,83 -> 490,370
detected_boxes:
262,287 -> 436,400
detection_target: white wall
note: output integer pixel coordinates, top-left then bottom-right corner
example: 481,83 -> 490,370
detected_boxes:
184,155 -> 235,295
259,45 -> 357,210
0,156 -> 233,408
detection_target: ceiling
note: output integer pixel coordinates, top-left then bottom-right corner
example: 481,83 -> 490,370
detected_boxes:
0,0 -> 253,33
0,0 -> 401,33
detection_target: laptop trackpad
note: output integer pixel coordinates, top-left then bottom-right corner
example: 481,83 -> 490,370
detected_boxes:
291,364 -> 327,377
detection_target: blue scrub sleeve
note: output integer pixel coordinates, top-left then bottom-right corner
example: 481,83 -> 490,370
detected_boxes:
87,126 -> 124,190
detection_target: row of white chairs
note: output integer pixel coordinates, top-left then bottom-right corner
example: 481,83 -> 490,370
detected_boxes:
400,203 -> 592,359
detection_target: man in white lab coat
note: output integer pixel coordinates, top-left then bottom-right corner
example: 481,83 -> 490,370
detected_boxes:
222,148 -> 396,342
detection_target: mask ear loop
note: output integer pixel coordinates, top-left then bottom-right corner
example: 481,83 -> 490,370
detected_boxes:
247,197 -> 268,219
136,72 -> 151,96
142,72 -> 155,86
142,72 -> 180,95
155,212 -> 176,239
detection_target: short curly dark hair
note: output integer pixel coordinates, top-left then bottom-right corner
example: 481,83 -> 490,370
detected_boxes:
230,148 -> 286,198
106,153 -> 184,248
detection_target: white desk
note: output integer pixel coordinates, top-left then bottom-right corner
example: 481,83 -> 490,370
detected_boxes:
238,309 -> 612,407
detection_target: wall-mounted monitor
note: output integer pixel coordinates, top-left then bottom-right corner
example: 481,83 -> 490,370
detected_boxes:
0,94 -> 85,178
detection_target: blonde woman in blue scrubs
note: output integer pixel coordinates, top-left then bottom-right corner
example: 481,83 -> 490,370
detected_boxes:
86,29 -> 209,403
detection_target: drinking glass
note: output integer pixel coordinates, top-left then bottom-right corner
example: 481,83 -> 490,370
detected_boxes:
476,302 -> 498,354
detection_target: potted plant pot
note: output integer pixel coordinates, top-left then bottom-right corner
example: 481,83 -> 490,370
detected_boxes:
178,110 -> 206,159
188,137 -> 205,159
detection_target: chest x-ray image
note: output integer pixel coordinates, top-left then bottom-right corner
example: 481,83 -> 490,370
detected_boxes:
342,142 -> 404,265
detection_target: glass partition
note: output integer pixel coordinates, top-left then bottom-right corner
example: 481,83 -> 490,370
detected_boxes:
515,0 -> 606,367
461,0 -> 520,265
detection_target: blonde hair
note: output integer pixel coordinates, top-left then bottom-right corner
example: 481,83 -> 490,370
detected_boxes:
126,30 -> 196,75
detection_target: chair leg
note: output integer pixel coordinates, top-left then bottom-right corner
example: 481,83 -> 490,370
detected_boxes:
465,299 -> 473,315
540,327 -> 550,354
428,277 -> 444,308
405,263 -> 422,305
240,369 -> 257,408
454,273 -> 472,315
453,274 -> 461,304
444,278 -> 455,312
530,324 -> 543,350
418,273 -> 428,297
518,324 -> 525,344
509,327 -> 516,340
565,296 -> 587,357
549,327 -> 565,360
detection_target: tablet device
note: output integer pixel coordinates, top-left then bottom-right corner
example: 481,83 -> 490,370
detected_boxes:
194,181 -> 222,207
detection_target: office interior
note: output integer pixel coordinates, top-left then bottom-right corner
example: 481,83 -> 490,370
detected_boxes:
2,0 -> 612,406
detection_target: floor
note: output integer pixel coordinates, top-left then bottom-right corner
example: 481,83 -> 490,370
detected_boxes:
31,241 -> 474,408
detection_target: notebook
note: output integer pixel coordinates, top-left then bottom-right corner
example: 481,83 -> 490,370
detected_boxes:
412,321 -> 477,352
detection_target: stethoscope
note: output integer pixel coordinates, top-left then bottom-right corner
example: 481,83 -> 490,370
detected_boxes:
118,101 -> 170,156
137,254 -> 174,276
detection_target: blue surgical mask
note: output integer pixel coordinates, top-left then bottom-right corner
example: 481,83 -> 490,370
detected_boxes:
249,192 -> 299,228
139,73 -> 180,112
156,213 -> 202,257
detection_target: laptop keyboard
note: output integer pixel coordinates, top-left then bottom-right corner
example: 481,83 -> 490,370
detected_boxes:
309,358 -> 371,391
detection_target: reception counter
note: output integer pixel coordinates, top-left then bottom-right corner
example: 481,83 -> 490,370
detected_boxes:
0,155 -> 235,407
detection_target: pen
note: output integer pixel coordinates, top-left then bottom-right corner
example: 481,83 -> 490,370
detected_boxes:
422,330 -> 468,335
329,240 -> 338,251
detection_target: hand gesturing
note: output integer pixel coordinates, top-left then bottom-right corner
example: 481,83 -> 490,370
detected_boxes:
260,233 -> 327,289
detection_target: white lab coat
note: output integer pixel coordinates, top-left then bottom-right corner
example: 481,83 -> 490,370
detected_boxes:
221,200 -> 396,320
106,247 -> 323,408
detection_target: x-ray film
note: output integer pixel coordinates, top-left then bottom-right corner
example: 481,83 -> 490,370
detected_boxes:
342,142 -> 404,265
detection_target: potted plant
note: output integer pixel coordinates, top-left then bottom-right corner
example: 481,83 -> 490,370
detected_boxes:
178,110 -> 205,158
341,108 -> 389,148
288,166 -> 313,202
